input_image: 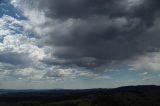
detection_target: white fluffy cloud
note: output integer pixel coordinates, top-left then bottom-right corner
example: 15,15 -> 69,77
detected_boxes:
43,66 -> 75,81
0,15 -> 24,36
0,6 -> 49,80
1,35 -> 46,61
10,0 -> 53,37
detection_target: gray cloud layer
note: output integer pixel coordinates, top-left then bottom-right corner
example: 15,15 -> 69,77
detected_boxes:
0,52 -> 30,66
25,0 -> 160,69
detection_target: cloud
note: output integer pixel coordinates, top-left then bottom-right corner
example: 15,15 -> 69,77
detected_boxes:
8,68 -> 34,78
78,71 -> 98,77
43,66 -> 76,80
1,0 -> 160,89
0,34 -> 46,63
139,72 -> 148,76
0,34 -> 48,80
141,76 -> 155,81
15,0 -> 160,71
0,51 -> 31,66
7,0 -> 160,79
0,2 -> 50,81
94,75 -> 111,80
0,15 -> 24,36
130,52 -> 160,71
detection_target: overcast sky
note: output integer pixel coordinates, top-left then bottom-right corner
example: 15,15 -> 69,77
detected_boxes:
0,0 -> 160,89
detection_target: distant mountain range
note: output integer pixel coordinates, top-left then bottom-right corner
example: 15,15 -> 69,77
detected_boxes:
0,85 -> 159,93
0,85 -> 160,106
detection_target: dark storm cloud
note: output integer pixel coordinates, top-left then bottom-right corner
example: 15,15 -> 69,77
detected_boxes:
39,0 -> 160,23
39,0 -> 126,19
37,0 -> 160,68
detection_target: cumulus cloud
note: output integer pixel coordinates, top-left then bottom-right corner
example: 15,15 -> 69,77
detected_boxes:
43,65 -> 103,80
43,66 -> 75,81
0,1 -> 49,80
0,34 -> 46,65
0,15 -> 24,36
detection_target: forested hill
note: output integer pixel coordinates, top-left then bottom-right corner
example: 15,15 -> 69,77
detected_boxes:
0,85 -> 160,106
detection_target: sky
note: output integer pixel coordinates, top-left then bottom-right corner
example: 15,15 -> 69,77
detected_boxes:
0,0 -> 160,89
